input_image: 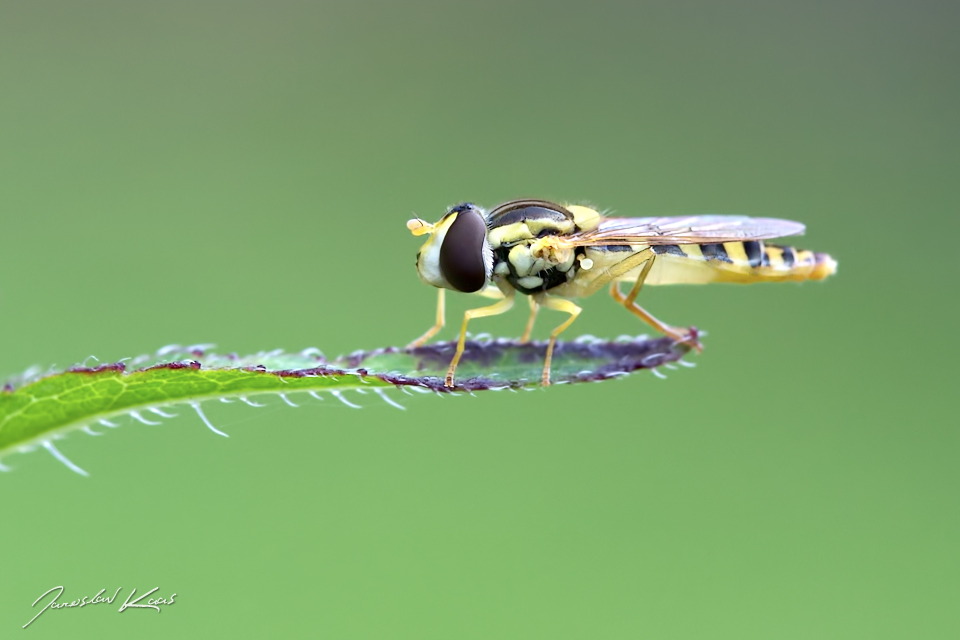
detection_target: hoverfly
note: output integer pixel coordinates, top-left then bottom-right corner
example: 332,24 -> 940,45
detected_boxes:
407,200 -> 837,387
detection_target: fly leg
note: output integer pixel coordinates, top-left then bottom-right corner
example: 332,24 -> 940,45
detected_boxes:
610,255 -> 703,352
519,296 -> 539,343
445,290 -> 516,387
408,288 -> 445,348
535,295 -> 582,386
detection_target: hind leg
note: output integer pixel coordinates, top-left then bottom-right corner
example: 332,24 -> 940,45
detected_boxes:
610,257 -> 703,351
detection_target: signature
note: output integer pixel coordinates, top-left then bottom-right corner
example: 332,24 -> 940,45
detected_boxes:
23,586 -> 177,628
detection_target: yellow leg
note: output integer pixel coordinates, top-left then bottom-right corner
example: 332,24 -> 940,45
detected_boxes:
445,291 -> 516,387
610,257 -> 702,351
476,286 -> 507,300
535,295 -> 582,386
408,288 -> 446,348
520,296 -> 539,343
623,254 -> 655,305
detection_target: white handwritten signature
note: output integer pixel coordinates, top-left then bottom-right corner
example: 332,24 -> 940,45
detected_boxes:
23,586 -> 177,628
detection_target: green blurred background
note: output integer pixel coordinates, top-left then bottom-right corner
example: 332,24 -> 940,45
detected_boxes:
2,1 -> 957,637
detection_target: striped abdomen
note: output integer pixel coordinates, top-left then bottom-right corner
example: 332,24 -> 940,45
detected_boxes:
644,240 -> 837,285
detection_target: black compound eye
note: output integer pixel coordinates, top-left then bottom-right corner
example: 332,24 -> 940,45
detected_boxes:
439,208 -> 487,293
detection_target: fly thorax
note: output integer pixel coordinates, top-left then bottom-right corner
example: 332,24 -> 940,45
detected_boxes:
484,200 -> 585,295
492,239 -> 583,294
486,201 -> 576,250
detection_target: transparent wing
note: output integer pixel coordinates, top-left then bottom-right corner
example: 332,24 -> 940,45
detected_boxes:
562,215 -> 806,246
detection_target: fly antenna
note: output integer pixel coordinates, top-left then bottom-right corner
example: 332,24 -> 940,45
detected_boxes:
407,217 -> 435,236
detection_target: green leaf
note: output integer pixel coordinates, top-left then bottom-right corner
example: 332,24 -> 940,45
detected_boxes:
0,336 -> 694,474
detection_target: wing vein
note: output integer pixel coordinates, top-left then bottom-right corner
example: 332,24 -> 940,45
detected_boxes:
561,215 -> 805,246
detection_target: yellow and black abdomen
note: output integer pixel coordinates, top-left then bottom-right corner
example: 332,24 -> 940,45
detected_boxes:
642,241 -> 837,285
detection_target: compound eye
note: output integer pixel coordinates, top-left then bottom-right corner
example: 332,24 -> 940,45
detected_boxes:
439,208 -> 488,293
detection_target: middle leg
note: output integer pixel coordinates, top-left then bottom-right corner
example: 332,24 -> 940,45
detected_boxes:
520,296 -> 539,343
534,295 -> 582,386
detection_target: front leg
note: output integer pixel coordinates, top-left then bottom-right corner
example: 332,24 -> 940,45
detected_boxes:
535,295 -> 582,386
408,288 -> 445,349
445,290 -> 516,387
